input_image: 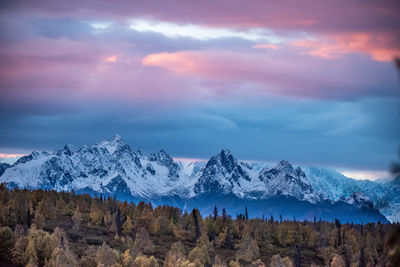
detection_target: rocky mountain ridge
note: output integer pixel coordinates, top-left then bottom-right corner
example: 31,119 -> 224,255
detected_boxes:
0,135 -> 393,223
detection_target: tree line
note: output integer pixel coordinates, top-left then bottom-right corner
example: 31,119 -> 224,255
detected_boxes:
0,184 -> 399,267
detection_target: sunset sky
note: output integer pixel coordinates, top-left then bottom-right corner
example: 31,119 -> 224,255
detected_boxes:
0,1 -> 399,179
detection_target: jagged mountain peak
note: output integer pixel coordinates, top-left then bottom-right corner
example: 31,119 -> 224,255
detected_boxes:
295,166 -> 306,177
96,135 -> 128,155
220,149 -> 233,156
56,144 -> 75,156
259,160 -> 321,203
149,149 -> 173,165
0,138 -> 392,222
206,149 -> 236,170
148,149 -> 180,180
12,151 -> 48,167
278,159 -> 290,166
194,150 -> 251,195
276,160 -> 295,171
112,134 -> 123,141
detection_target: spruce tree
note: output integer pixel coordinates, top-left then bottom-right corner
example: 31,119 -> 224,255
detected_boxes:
191,209 -> 201,241
359,246 -> 365,267
295,244 -> 301,267
213,205 -> 218,221
116,207 -> 122,236
335,219 -> 342,247
222,208 -> 227,226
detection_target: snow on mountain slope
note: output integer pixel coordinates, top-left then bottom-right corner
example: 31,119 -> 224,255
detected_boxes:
258,161 -> 321,203
177,160 -> 206,177
339,192 -> 374,209
378,175 -> 400,222
1,152 -> 51,188
191,150 -> 321,202
194,149 -> 256,196
302,166 -> 400,221
0,162 -> 10,176
0,140 -> 321,203
303,166 -> 386,202
0,136 -> 195,198
0,135 -> 394,221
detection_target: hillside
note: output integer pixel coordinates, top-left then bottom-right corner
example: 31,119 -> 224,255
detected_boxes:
0,186 -> 398,267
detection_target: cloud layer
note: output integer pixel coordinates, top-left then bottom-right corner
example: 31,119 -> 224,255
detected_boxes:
0,0 -> 399,176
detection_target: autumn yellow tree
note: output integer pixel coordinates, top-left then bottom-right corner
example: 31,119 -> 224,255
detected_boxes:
164,242 -> 187,267
236,235 -> 259,263
131,227 -> 154,258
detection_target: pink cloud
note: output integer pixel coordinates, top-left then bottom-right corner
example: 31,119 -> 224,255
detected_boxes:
0,37 -> 205,113
253,44 -> 280,50
103,55 -> 118,63
0,153 -> 26,158
291,33 -> 400,62
3,1 -> 398,63
142,50 -> 398,99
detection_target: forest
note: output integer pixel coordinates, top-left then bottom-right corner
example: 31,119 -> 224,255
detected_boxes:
0,184 -> 399,267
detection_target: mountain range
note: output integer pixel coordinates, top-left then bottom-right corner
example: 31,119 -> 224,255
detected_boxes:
1,135 -> 397,223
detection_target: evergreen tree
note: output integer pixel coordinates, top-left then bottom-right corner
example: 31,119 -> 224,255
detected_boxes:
213,205 -> 218,221
224,225 -> 234,249
222,208 -> 227,225
0,226 -> 14,262
245,206 -> 248,220
27,208 -> 33,228
359,246 -> 365,267
116,207 -> 122,236
335,219 -> 342,247
191,209 -> 201,242
295,244 -> 301,267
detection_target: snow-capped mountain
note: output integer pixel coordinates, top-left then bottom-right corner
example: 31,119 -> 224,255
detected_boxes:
303,166 -> 387,202
258,161 -> 321,203
1,136 -> 195,198
339,192 -> 374,209
303,166 -> 399,222
0,162 -> 10,176
0,136 -> 390,223
194,149 -> 252,195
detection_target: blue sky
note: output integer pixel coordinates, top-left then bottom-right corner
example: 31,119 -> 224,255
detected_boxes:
0,0 -> 399,179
